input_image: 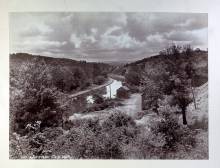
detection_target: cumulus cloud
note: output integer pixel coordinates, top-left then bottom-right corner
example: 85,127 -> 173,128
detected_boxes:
70,33 -> 97,49
10,12 -> 208,62
20,23 -> 53,37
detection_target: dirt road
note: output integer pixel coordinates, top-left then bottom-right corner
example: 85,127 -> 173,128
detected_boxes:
115,93 -> 142,117
69,78 -> 114,98
69,93 -> 142,121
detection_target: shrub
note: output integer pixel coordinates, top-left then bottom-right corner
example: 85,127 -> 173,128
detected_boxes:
153,113 -> 182,150
13,87 -> 62,135
10,61 -> 63,135
9,133 -> 30,159
151,111 -> 196,157
136,130 -> 166,159
93,94 -> 104,104
102,112 -> 138,148
50,113 -> 138,159
94,75 -> 106,85
102,112 -> 136,131
125,71 -> 141,86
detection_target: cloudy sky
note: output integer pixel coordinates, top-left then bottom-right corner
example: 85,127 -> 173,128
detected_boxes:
10,12 -> 207,62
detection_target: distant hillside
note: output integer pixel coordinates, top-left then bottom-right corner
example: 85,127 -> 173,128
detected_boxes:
10,53 -> 113,93
114,50 -> 208,87
10,53 -> 113,74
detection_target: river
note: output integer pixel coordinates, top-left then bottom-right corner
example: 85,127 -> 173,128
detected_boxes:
86,78 -> 122,103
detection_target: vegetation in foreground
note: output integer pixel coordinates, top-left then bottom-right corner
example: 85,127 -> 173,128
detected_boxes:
10,110 -> 199,159
9,45 -> 208,159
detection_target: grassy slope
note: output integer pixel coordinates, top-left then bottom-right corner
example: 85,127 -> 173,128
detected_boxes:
174,82 -> 208,159
187,82 -> 208,127
189,83 -> 208,159
187,82 -> 208,159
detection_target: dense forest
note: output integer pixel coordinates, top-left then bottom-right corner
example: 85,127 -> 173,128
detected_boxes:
9,45 -> 208,159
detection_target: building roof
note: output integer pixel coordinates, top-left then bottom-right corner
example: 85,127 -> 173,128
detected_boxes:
118,86 -> 130,91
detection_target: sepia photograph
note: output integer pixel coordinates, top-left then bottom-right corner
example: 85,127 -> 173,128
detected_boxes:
9,12 -> 208,159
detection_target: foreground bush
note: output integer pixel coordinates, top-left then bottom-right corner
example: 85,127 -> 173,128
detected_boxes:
54,113 -> 138,159
13,113 -> 138,159
10,60 -> 63,135
10,111 -> 198,159
10,108 -> 198,159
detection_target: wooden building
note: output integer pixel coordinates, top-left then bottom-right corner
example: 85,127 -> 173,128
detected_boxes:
116,86 -> 130,99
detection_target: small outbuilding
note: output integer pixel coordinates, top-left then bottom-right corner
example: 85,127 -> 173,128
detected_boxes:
116,86 -> 130,99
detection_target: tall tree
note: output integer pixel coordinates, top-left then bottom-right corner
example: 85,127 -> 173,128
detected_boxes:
161,44 -> 193,125
183,45 -> 197,109
172,73 -> 192,125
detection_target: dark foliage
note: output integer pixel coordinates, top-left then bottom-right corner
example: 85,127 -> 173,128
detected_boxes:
94,75 -> 106,85
10,53 -> 113,135
153,112 -> 196,153
125,71 -> 141,86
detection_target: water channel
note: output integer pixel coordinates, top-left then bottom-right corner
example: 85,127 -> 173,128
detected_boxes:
86,79 -> 122,103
